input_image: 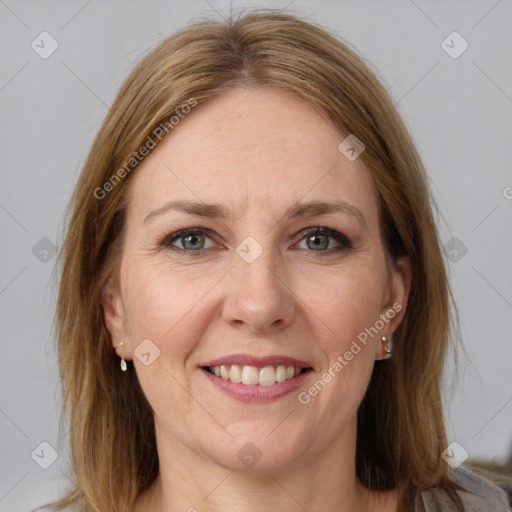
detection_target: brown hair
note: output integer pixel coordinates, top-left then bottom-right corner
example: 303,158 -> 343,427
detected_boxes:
48,8 -> 469,512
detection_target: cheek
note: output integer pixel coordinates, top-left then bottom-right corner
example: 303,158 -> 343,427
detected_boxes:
122,258 -> 210,344
305,260 -> 387,356
299,263 -> 385,415
120,260 -> 204,428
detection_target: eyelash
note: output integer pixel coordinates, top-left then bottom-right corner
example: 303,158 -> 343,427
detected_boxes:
159,226 -> 353,256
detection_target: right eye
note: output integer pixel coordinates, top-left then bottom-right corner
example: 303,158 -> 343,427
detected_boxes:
161,227 -> 217,254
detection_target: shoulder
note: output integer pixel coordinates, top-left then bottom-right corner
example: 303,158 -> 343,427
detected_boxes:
421,465 -> 511,512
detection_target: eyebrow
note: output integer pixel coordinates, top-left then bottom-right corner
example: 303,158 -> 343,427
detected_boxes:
143,199 -> 367,229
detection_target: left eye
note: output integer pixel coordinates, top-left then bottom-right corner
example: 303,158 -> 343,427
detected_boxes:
296,227 -> 352,252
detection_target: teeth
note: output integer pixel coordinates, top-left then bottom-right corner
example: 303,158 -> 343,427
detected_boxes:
276,365 -> 287,383
241,365 -> 259,385
229,364 -> 242,383
259,366 -> 276,386
207,364 -> 306,385
220,365 -> 229,379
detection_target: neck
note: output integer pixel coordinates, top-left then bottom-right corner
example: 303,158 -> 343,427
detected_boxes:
134,417 -> 394,512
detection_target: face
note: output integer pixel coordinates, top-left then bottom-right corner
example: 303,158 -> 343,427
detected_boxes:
103,86 -> 411,472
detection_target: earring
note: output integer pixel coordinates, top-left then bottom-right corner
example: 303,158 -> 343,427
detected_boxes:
381,334 -> 393,359
118,342 -> 128,371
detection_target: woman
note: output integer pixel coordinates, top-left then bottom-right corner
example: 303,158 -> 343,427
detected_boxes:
46,9 -> 510,512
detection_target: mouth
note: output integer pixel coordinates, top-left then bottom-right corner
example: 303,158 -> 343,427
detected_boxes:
198,354 -> 314,402
200,364 -> 313,386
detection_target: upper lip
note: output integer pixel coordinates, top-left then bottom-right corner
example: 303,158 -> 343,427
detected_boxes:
201,354 -> 313,369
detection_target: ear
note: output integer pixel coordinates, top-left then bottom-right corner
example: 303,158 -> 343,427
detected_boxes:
101,277 -> 131,360
377,255 -> 412,357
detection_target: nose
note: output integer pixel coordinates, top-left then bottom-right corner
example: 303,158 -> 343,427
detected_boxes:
222,243 -> 296,334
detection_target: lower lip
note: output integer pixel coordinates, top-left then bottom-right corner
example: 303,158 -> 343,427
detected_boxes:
199,368 -> 312,403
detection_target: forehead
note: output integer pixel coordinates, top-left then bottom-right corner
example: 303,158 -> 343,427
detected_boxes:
126,87 -> 378,227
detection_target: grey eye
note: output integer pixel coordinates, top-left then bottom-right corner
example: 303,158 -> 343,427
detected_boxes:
304,233 -> 330,251
163,229 -> 216,251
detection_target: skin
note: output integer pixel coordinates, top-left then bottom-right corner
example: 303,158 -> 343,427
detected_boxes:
102,86 -> 412,512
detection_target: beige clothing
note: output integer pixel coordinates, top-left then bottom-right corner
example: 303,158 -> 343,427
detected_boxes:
421,465 -> 510,511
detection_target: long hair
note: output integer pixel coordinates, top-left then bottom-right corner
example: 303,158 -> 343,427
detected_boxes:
48,9 -> 468,511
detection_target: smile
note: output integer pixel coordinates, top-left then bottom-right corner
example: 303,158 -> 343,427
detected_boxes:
198,354 -> 314,402
203,364 -> 309,386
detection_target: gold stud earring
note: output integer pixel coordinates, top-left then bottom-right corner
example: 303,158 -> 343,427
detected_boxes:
381,334 -> 393,359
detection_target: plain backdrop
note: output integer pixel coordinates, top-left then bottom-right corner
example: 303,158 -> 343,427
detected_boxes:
1,0 -> 511,510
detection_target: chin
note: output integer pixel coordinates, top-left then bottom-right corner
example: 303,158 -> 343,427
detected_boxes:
202,429 -> 306,473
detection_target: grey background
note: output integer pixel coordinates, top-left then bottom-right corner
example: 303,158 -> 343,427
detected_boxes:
1,0 -> 511,510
